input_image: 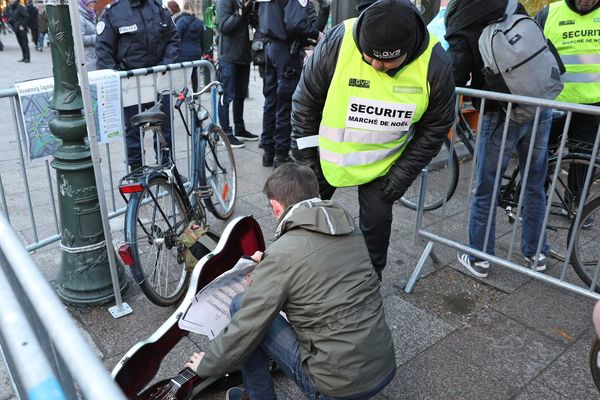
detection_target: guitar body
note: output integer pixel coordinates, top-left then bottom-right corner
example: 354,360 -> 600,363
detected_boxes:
112,216 -> 265,399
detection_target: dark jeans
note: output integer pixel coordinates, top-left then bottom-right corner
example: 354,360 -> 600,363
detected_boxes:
230,294 -> 394,400
15,28 -> 29,61
123,95 -> 172,169
469,110 -> 552,259
260,41 -> 303,154
217,60 -> 250,135
319,178 -> 393,276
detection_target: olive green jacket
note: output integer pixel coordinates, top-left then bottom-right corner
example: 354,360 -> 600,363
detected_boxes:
196,199 -> 396,397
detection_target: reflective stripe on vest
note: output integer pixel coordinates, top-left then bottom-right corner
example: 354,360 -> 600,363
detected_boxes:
318,19 -> 434,187
544,2 -> 600,104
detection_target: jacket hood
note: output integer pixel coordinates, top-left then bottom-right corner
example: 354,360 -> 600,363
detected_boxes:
275,199 -> 356,239
565,0 -> 600,14
351,0 -> 429,72
445,0 -> 507,37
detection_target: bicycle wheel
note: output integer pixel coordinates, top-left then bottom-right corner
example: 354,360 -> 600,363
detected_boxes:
399,139 -> 459,211
545,154 -> 600,262
569,196 -> 600,292
201,126 -> 237,220
126,176 -> 190,306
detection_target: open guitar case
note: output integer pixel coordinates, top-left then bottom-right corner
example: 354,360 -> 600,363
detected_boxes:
112,215 -> 266,399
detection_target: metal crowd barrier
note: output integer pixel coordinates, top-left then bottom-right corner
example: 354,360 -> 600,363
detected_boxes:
406,87 -> 600,301
0,214 -> 126,399
0,60 -> 217,252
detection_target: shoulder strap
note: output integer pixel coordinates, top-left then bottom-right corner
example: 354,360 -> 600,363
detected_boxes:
505,0 -> 518,16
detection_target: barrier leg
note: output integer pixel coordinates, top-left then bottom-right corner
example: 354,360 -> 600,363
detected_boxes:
405,241 -> 436,294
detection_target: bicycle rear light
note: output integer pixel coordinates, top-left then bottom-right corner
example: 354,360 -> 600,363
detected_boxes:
120,183 -> 145,194
118,243 -> 134,266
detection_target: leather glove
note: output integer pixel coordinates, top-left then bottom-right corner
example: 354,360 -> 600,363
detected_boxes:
380,170 -> 407,204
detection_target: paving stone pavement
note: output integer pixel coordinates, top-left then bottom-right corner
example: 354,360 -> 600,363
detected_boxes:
0,33 -> 599,400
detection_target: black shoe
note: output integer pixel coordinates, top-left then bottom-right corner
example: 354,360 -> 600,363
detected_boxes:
262,152 -> 274,167
227,134 -> 245,149
273,153 -> 291,169
23,59 -> 30,63
235,130 -> 259,141
18,59 -> 25,62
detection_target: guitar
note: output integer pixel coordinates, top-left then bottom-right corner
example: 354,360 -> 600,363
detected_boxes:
138,368 -> 201,400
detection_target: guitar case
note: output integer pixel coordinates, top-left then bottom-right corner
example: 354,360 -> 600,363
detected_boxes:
112,215 -> 266,399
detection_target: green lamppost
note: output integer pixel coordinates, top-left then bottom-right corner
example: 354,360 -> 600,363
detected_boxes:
46,1 -> 125,305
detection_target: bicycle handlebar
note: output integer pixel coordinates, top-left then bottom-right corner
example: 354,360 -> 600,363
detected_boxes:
173,81 -> 222,110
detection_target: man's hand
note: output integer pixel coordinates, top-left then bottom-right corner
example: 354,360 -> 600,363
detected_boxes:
184,352 -> 205,372
317,31 -> 325,43
250,251 -> 263,264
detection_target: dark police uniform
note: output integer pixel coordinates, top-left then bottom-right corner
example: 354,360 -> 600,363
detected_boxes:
96,0 -> 180,169
258,0 -> 319,162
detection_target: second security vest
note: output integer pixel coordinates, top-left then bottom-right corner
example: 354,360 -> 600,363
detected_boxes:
543,2 -> 600,104
319,19 -> 434,187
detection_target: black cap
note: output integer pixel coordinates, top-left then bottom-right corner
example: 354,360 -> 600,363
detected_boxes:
358,0 -> 420,61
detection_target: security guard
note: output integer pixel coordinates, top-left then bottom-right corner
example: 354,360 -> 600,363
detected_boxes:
292,0 -> 455,279
536,0 -> 600,206
96,0 -> 180,170
258,0 -> 321,168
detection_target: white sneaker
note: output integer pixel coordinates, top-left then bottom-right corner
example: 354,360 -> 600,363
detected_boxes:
524,253 -> 547,272
457,253 -> 489,278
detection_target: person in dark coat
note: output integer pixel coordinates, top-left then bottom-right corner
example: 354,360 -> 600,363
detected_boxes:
37,5 -> 48,51
26,0 -> 37,48
174,2 -> 203,91
6,0 -> 30,63
216,0 -> 259,149
446,0 -> 554,276
96,0 -> 180,170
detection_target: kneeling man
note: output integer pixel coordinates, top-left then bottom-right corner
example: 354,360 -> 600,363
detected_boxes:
186,164 -> 396,399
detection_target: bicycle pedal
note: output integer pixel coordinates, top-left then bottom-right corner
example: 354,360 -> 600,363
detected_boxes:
195,186 -> 212,199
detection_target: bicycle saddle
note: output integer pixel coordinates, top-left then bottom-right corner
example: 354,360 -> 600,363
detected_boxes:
130,103 -> 167,127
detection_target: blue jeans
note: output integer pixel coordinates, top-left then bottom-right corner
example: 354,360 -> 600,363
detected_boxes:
469,109 -> 552,260
217,60 -> 250,135
38,32 -> 46,48
230,294 -> 394,400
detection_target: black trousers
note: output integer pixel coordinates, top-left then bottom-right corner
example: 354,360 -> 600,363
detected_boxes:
320,177 -> 393,276
16,28 -> 30,61
260,41 -> 303,154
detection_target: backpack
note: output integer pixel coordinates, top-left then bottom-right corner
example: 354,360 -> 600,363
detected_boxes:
478,0 -> 564,123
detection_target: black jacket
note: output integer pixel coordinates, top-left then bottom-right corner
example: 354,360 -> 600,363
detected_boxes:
6,2 -> 29,32
291,9 -> 456,194
444,0 -> 527,110
26,3 -> 37,30
96,0 -> 180,70
258,0 -> 319,42
217,0 -> 251,64
175,13 -> 203,62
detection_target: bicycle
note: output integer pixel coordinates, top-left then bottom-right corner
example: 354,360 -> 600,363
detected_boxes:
118,81 -> 237,306
399,102 -> 476,211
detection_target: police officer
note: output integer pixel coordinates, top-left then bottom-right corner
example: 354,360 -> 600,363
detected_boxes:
536,0 -> 600,210
96,0 -> 180,170
292,0 -> 455,279
258,0 -> 322,168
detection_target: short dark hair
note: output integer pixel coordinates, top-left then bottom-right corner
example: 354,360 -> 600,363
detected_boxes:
263,164 -> 319,208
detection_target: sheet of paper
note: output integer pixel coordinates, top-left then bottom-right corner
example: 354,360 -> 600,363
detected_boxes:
178,258 -> 257,339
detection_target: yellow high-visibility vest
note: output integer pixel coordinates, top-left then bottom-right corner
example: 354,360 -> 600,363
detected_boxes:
544,2 -> 600,104
318,19 -> 435,187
